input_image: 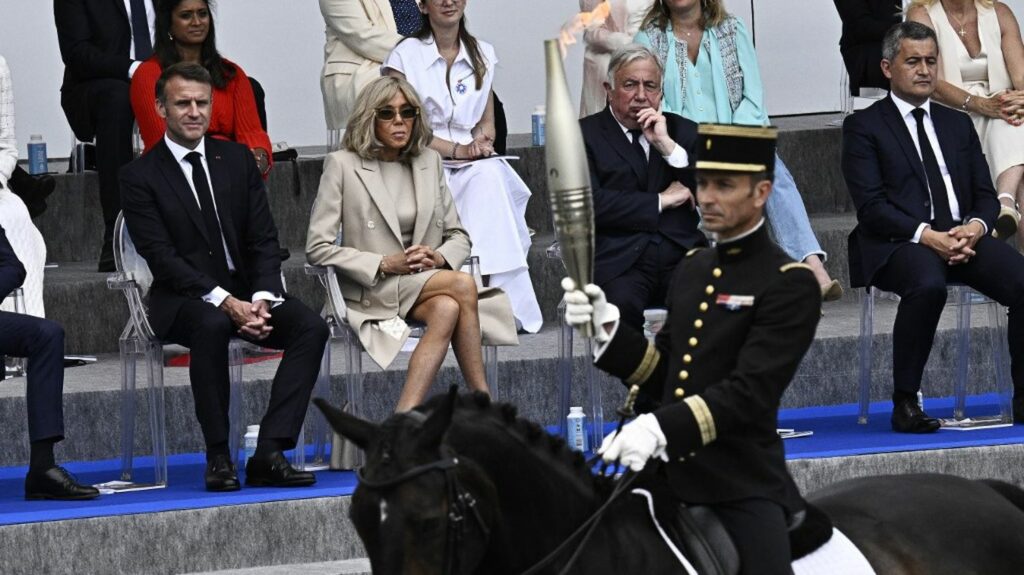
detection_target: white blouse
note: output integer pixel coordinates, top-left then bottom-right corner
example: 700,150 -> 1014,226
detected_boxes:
384,36 -> 498,145
0,55 -> 17,189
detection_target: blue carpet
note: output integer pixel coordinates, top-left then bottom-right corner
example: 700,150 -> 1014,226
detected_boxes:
2,394 -> 1021,528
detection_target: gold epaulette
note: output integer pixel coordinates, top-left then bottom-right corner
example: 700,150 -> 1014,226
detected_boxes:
685,248 -> 704,258
625,341 -> 660,386
779,262 -> 814,273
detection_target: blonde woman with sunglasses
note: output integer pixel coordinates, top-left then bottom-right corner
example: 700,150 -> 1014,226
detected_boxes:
306,76 -> 518,412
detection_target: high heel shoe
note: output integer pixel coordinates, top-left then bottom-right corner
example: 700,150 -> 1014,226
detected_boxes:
993,204 -> 1020,240
821,279 -> 844,302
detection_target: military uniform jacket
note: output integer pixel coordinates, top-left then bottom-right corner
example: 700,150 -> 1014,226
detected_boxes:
596,223 -> 820,512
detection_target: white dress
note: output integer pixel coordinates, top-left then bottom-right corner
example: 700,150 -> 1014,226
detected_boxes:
929,1 -> 1024,183
384,37 -> 542,333
0,55 -> 45,318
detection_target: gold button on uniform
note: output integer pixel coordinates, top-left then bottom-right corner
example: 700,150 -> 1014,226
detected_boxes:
678,370 -> 689,381
694,319 -> 703,329
683,354 -> 692,364
705,285 -> 715,295
689,337 -> 698,347
699,302 -> 709,312
674,387 -> 685,398
712,268 -> 722,278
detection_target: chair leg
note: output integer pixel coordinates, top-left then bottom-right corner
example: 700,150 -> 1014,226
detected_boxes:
558,298 -> 573,440
584,338 -> 603,451
857,287 -> 876,424
119,339 -> 139,482
308,338 -> 333,468
146,341 -> 168,486
227,340 -> 245,467
953,286 -> 972,421
989,302 -> 1013,422
484,345 -> 499,401
336,327 -> 365,469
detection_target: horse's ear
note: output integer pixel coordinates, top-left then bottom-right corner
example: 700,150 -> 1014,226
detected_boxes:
314,398 -> 378,450
418,386 -> 458,449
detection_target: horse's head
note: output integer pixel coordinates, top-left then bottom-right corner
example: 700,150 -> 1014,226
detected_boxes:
315,388 -> 496,575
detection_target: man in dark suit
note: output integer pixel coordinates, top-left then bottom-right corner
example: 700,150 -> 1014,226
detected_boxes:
834,0 -> 901,95
580,44 -> 704,330
0,225 -> 100,500
55,0 -> 155,272
120,63 -> 330,491
842,21 -> 1024,432
565,124 -> 821,575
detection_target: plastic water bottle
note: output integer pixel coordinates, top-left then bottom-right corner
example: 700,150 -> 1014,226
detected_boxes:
567,406 -> 588,452
531,105 -> 546,146
28,135 -> 47,175
243,424 -> 260,467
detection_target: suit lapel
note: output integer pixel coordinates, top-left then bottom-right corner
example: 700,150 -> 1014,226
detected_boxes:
354,157 -> 404,244
599,107 -> 648,185
205,143 -> 242,264
881,96 -> 927,187
410,155 -> 434,246
154,141 -> 210,246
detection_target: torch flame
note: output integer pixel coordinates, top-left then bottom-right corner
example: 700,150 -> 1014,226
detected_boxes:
558,1 -> 612,57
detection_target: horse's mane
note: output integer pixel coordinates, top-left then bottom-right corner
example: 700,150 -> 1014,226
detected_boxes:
418,392 -> 615,498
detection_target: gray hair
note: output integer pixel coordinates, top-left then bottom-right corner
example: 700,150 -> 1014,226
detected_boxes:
606,44 -> 664,88
881,21 -> 937,62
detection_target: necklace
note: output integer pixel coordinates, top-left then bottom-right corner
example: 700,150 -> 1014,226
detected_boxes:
943,2 -> 971,38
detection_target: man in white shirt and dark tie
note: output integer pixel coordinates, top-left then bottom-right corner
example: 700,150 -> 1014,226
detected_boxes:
119,62 -> 330,491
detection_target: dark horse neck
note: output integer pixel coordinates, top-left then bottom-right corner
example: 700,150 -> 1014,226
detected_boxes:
446,404 -> 609,573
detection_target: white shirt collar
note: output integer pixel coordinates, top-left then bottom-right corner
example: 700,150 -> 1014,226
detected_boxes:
164,134 -> 207,164
890,92 -> 932,120
425,34 -> 471,68
608,107 -> 642,139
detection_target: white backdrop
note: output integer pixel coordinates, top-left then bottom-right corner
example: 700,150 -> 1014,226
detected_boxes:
2,1 -> 1023,157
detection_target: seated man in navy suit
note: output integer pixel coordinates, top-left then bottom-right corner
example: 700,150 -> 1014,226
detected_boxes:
580,45 -> 704,330
0,225 -> 99,500
842,21 -> 1024,432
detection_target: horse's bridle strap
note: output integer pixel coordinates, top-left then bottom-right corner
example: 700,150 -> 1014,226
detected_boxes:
355,457 -> 459,489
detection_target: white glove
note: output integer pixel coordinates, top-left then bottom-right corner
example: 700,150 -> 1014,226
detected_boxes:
598,413 -> 669,472
562,277 -> 620,343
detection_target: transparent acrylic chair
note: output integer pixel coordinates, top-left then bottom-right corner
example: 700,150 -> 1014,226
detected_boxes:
305,255 -> 500,469
857,285 -> 1013,426
2,287 -> 28,378
107,212 -> 247,490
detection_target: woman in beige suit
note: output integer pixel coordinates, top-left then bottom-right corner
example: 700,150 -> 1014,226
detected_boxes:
319,0 -> 403,132
307,76 -> 517,411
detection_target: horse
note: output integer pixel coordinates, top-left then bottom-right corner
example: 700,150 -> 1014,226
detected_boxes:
315,390 -> 1024,575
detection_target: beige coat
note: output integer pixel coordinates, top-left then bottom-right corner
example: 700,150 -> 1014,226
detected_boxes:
306,149 -> 518,368
319,0 -> 402,130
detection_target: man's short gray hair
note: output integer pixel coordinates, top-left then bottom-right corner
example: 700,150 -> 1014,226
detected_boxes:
881,21 -> 937,62
606,44 -> 664,88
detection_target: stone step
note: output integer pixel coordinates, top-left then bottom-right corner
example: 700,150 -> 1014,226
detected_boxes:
32,117 -> 848,266
0,291 -> 1005,468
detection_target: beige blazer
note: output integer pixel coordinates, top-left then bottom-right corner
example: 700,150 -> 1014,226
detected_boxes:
319,0 -> 403,130
306,149 -> 518,367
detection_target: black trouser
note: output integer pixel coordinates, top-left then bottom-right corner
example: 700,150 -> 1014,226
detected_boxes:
714,497 -> 793,575
873,237 -> 1024,397
164,298 -> 330,448
0,312 -> 65,442
62,78 -> 135,267
601,238 -> 685,331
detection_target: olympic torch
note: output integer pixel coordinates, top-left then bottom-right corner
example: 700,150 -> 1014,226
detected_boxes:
544,39 -> 595,337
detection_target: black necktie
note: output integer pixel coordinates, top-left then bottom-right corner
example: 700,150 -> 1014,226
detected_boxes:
628,129 -> 648,167
185,152 -> 231,282
130,0 -> 153,60
911,108 -> 955,231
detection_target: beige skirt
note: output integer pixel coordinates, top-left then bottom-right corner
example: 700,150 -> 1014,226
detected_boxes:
346,270 -> 519,369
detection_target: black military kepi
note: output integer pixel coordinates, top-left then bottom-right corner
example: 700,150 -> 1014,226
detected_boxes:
695,123 -> 778,173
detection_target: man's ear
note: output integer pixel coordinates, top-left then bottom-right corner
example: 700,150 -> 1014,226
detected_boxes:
880,59 -> 893,81
603,81 -> 612,96
753,179 -> 772,209
155,98 -> 167,120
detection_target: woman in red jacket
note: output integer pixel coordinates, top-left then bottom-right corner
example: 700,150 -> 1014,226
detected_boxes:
131,0 -> 272,174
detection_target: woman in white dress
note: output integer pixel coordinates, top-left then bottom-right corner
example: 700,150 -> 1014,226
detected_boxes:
0,54 -> 46,318
579,0 -> 654,117
383,0 -> 543,333
909,0 -> 1024,240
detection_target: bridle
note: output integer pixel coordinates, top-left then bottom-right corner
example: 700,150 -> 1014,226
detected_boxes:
356,451 -> 490,575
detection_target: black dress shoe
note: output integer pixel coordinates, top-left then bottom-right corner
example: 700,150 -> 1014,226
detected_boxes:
205,454 -> 240,492
245,451 -> 316,487
891,400 -> 941,433
25,466 -> 100,500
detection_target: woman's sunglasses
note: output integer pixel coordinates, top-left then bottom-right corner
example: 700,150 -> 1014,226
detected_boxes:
375,106 -> 420,121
